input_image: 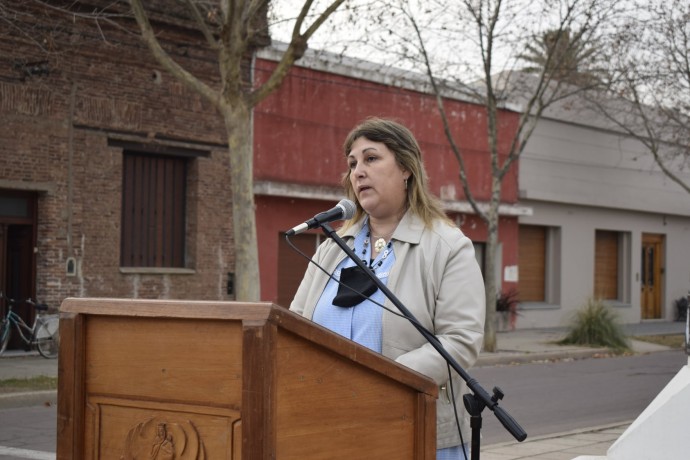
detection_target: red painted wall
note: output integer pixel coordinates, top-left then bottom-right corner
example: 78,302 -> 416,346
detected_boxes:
253,59 -> 520,303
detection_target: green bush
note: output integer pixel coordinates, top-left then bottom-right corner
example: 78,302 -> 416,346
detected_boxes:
558,298 -> 630,352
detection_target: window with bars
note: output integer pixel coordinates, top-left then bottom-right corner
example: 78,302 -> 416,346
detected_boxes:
120,152 -> 187,268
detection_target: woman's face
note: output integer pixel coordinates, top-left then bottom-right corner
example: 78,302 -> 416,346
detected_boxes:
347,136 -> 410,220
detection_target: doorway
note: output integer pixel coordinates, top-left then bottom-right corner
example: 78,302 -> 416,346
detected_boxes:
641,233 -> 664,319
0,191 -> 37,350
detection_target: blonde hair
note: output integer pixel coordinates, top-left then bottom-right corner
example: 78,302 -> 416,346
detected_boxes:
340,117 -> 451,230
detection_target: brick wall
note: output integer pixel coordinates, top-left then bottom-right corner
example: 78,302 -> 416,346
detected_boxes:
0,4 -> 236,307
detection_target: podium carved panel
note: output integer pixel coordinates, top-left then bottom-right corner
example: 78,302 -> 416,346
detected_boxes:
84,397 -> 240,459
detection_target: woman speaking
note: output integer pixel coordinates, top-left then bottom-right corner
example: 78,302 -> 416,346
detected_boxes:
291,117 -> 486,459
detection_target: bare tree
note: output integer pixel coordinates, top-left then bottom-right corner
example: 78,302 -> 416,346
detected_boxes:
593,0 -> 690,194
371,0 -> 618,351
2,0 -> 348,301
128,0 -> 346,301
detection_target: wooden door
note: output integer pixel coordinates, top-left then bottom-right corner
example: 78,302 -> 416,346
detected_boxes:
519,225 -> 546,302
641,234 -> 664,319
5,225 -> 35,349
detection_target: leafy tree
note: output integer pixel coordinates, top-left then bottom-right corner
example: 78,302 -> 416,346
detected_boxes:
519,27 -> 600,85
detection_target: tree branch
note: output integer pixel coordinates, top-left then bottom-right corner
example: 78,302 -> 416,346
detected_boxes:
589,87 -> 690,194
181,0 -> 218,48
248,0 -> 345,106
405,4 -> 488,224
129,0 -> 220,109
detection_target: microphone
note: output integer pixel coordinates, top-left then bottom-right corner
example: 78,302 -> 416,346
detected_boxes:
286,199 -> 356,236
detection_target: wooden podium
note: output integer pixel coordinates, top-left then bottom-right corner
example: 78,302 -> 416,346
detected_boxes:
57,298 -> 437,459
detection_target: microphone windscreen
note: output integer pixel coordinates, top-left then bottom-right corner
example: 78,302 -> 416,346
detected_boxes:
338,199 -> 356,220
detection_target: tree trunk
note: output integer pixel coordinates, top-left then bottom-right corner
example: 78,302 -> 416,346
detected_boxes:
483,187 -> 501,352
223,102 -> 260,301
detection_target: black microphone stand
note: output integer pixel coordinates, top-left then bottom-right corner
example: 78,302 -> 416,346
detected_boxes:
318,223 -> 527,459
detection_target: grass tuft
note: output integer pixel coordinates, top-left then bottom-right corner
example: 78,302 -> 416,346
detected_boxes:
0,376 -> 58,393
559,298 -> 631,353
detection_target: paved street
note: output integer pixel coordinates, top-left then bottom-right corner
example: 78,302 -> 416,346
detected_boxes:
0,321 -> 685,459
1,350 -> 686,459
0,405 -> 55,460
473,349 -> 686,445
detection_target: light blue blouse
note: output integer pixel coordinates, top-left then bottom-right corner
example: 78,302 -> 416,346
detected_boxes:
312,222 -> 392,353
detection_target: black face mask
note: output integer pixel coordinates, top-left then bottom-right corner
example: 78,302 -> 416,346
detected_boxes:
332,265 -> 379,308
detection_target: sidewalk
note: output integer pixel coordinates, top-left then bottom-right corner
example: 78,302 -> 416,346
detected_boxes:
476,321 -> 684,367
480,421 -> 632,460
0,320 -> 685,459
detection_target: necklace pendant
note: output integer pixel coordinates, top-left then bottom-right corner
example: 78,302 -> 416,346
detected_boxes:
374,237 -> 386,252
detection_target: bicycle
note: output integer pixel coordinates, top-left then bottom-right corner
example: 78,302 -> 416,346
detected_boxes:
0,293 -> 60,359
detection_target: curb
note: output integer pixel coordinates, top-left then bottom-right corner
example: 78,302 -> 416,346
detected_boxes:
0,390 -> 57,409
476,348 -> 610,367
483,420 -> 634,448
0,350 -> 41,358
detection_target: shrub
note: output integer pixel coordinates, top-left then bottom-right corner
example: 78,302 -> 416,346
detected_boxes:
496,289 -> 519,313
558,298 -> 630,352
496,289 -> 519,331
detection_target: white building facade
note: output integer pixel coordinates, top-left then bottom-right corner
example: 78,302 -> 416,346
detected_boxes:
517,104 -> 690,328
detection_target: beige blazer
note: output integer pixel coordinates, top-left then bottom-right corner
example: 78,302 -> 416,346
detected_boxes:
290,210 -> 486,448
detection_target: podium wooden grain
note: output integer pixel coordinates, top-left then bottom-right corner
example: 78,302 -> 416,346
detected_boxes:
57,298 -> 437,459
